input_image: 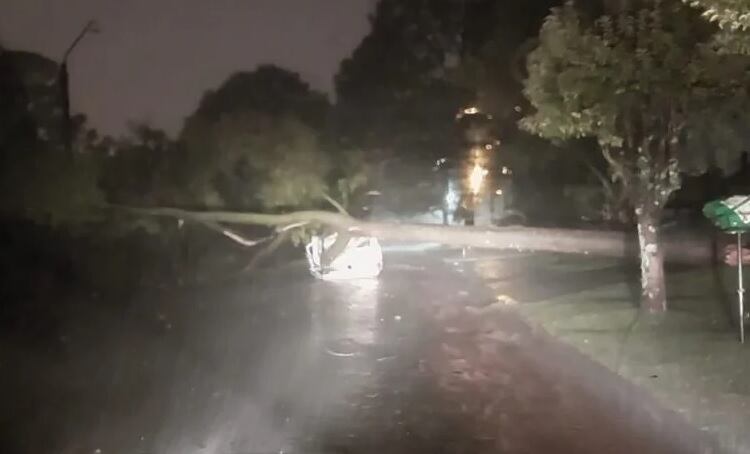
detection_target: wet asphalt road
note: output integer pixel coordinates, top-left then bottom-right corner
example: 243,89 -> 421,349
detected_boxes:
1,249 -> 719,453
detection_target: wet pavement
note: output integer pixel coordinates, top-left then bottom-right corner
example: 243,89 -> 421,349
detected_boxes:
427,251 -> 718,453
1,249 -> 720,453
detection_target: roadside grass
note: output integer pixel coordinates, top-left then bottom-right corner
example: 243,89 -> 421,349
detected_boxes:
517,257 -> 750,453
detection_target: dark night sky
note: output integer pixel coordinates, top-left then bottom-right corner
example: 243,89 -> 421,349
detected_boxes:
1,0 -> 374,136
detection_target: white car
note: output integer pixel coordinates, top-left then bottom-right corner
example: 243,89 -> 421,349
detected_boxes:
305,232 -> 383,280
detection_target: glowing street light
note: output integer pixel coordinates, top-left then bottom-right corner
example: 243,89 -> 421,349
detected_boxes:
456,105 -> 482,119
469,163 -> 488,195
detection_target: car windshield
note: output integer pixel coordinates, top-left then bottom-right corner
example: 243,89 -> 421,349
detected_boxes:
3,1 -> 749,453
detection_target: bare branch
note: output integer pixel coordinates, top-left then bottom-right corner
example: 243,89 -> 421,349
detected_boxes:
601,147 -> 636,205
218,228 -> 271,247
601,147 -> 629,183
583,160 -> 616,201
277,221 -> 310,232
322,193 -> 349,215
182,216 -> 272,247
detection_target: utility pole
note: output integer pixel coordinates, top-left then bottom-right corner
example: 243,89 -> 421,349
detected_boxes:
59,20 -> 99,153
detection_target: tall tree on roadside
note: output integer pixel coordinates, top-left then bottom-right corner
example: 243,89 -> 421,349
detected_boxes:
176,65 -> 361,212
334,0 -> 469,162
183,64 -> 330,132
180,112 -> 335,211
521,0 -> 750,312
334,0 -> 490,217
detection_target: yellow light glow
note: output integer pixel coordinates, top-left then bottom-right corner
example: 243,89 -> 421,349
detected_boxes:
495,189 -> 503,195
469,164 -> 488,195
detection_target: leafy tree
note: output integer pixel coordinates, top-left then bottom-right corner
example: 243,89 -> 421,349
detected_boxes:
335,0 -> 585,220
0,50 -> 65,149
333,0 -> 485,218
0,50 -> 102,227
686,0 -> 750,52
454,0 -> 560,126
183,64 -> 330,132
686,0 -> 750,29
99,123 -> 178,206
0,144 -> 102,226
452,0 -> 622,224
177,66 -> 367,215
334,0 -> 469,163
521,0 -> 750,312
87,66 -> 370,275
180,112 -> 333,211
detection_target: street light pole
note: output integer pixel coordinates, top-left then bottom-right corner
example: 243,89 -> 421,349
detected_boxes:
59,20 -> 99,153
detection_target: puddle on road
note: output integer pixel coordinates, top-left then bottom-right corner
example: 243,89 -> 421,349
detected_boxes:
316,278 -> 382,352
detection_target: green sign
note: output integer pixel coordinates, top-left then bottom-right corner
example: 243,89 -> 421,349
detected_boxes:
704,196 -> 750,232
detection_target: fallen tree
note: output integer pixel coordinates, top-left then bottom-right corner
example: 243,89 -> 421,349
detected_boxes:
126,206 -> 720,265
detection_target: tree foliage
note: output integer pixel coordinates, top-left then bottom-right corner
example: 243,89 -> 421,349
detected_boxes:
185,64 -> 330,131
0,50 -> 102,227
99,124 -> 177,206
522,0 -> 748,197
180,112 -> 333,211
172,66 -> 369,215
686,0 -> 750,52
334,0 -> 469,161
452,1 -> 559,125
0,144 -> 102,226
0,50 -> 65,149
521,0 -> 750,311
687,0 -> 750,29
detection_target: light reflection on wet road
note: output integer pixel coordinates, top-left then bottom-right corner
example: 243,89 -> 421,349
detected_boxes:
2,250 -> 720,453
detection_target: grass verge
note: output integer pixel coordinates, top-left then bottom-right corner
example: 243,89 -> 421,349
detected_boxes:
517,259 -> 750,453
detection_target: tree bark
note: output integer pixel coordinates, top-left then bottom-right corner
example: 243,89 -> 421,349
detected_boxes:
636,207 -> 667,313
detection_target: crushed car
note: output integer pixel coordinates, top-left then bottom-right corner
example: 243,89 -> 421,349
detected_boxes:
305,232 -> 383,280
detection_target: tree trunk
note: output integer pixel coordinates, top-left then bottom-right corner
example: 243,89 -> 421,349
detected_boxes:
636,207 -> 667,313
125,206 -> 717,265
